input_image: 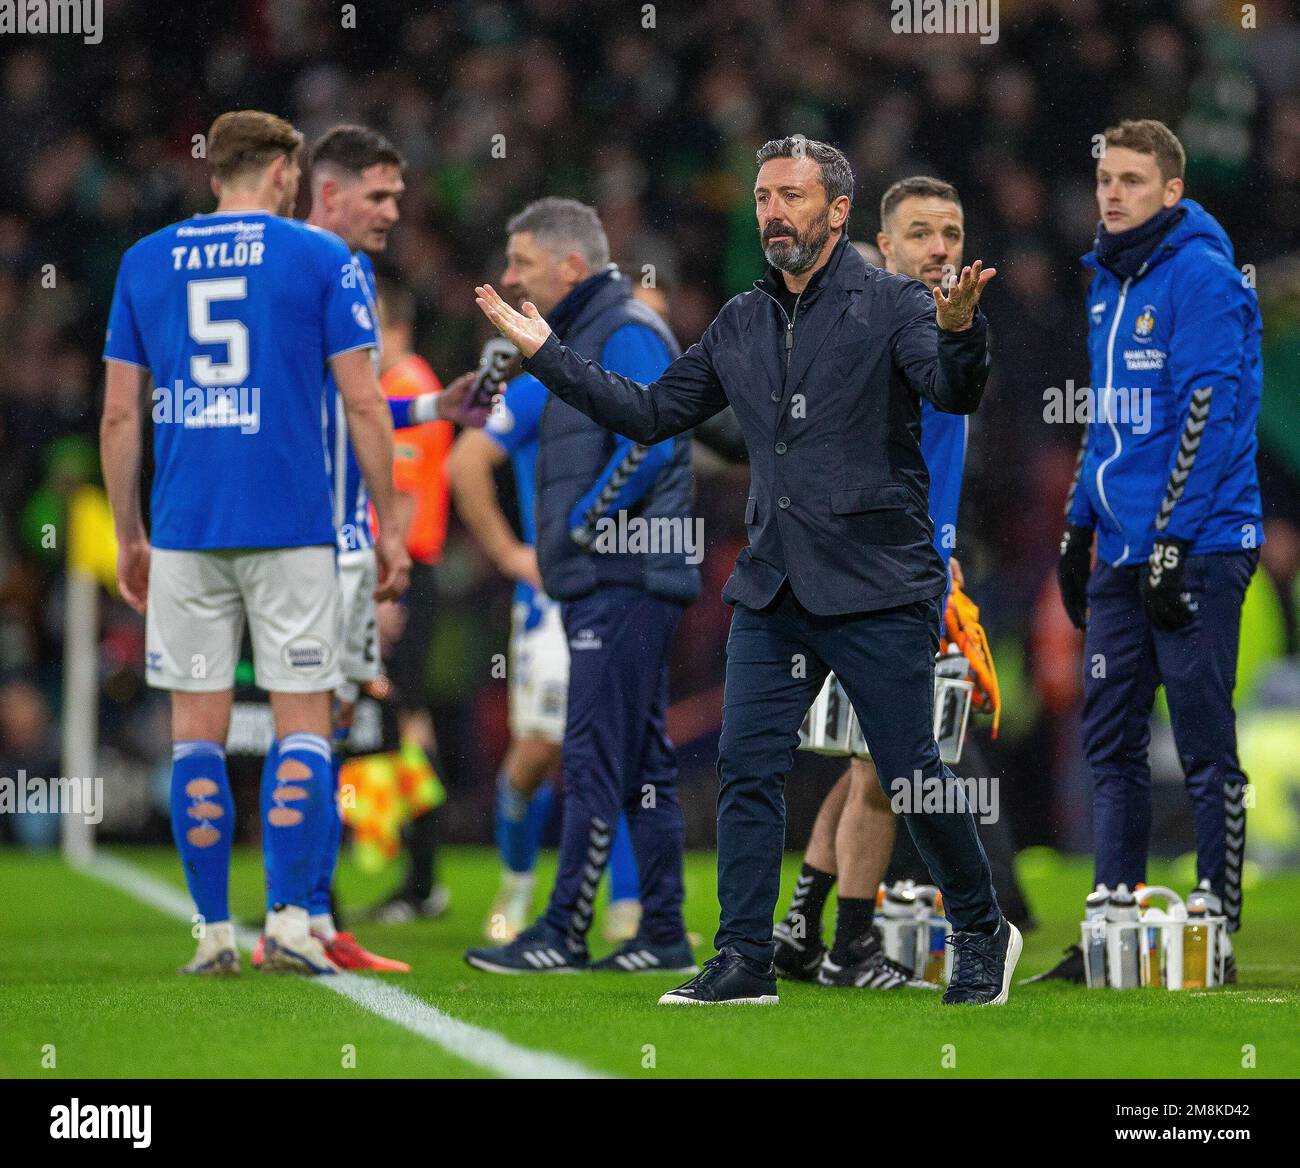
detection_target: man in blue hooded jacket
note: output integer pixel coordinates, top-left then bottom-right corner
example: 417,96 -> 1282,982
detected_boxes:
1048,119 -> 1262,982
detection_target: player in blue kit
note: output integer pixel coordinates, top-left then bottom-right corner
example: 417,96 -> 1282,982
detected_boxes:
250,125 -> 479,971
101,110 -> 410,975
448,370 -> 643,944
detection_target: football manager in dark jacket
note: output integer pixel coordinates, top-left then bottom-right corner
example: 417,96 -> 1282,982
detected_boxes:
474,136 -> 1019,1006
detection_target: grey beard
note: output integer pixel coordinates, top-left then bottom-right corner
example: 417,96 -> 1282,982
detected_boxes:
763,221 -> 831,275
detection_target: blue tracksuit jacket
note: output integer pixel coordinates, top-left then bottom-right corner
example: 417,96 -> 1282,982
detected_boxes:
1066,198 -> 1263,566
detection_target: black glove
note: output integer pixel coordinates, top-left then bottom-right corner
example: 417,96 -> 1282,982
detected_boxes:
1057,524 -> 1094,630
1141,536 -> 1194,630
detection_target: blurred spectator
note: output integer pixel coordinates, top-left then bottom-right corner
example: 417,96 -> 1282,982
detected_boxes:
1,0 -> 1296,851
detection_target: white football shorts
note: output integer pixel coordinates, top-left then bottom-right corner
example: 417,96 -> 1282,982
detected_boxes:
336,547 -> 380,685
146,545 -> 342,694
508,595 -> 569,743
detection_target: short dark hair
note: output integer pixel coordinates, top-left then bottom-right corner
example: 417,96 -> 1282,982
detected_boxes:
309,124 -> 405,178
207,110 -> 303,184
1102,119 -> 1185,182
505,197 -> 610,270
880,176 -> 961,230
755,136 -> 854,206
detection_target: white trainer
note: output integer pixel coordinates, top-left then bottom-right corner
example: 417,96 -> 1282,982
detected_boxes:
262,905 -> 338,975
602,898 -> 642,945
179,920 -> 240,976
484,871 -> 535,942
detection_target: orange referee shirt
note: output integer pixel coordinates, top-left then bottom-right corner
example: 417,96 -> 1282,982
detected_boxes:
381,353 -> 453,565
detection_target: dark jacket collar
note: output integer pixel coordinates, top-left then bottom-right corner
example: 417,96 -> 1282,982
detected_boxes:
755,229 -> 854,303
548,267 -> 627,340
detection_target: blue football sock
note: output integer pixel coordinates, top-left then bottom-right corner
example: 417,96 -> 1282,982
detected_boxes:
260,741 -> 279,912
262,732 -> 333,909
608,811 -> 641,903
495,772 -> 553,874
526,780 -> 555,860
170,741 -> 234,924
309,754 -> 343,918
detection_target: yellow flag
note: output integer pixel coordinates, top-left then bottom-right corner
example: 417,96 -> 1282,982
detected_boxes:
68,485 -> 120,593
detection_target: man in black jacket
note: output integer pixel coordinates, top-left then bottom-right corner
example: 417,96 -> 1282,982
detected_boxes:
474,137 -> 1020,1006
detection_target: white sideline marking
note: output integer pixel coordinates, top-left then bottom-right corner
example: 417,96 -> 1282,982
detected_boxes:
78,854 -> 609,1080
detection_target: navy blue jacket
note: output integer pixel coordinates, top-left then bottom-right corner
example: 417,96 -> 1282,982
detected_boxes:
525,233 -> 990,616
534,269 -> 700,604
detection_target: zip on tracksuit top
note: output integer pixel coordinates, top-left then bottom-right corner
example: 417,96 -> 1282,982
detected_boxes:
1066,198 -> 1264,567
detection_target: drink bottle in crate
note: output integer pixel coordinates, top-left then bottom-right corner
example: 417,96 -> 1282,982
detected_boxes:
913,885 -> 951,983
1105,883 -> 1141,989
1184,880 -> 1227,989
1081,884 -> 1110,988
1135,886 -> 1186,989
876,881 -> 922,975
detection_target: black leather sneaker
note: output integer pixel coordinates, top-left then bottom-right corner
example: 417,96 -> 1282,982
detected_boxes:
658,946 -> 779,1005
942,916 -> 1022,1005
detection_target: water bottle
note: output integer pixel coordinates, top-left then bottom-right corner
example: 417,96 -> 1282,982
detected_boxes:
1136,886 -> 1185,989
878,882 -> 920,975
914,885 -> 948,982
1106,884 -> 1140,989
1184,880 -> 1221,989
1083,884 -> 1109,988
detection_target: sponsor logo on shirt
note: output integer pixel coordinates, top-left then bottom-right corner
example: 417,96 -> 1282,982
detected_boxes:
1123,348 -> 1166,373
282,636 -> 332,674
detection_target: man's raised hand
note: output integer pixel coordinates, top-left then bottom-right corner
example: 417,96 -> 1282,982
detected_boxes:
933,260 -> 996,332
475,284 -> 552,358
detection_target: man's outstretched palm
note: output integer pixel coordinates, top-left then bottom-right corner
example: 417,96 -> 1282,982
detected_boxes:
933,260 -> 996,331
475,284 -> 552,358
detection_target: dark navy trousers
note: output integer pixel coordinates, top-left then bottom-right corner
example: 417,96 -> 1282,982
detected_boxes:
1083,550 -> 1256,927
543,585 -> 688,948
717,585 -> 1000,965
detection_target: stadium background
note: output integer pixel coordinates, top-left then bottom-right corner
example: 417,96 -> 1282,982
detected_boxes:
1,0 -> 1298,875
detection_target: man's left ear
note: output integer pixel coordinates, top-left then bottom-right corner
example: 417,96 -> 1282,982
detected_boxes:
832,196 -> 851,229
1163,178 -> 1185,208
562,253 -> 589,286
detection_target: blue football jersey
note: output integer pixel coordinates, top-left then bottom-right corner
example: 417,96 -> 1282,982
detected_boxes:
104,211 -> 376,550
323,250 -> 382,553
484,372 -> 546,617
920,400 -> 968,565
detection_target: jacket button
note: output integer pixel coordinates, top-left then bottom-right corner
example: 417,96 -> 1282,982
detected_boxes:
778,496 -> 791,509
775,441 -> 787,455
770,391 -> 781,402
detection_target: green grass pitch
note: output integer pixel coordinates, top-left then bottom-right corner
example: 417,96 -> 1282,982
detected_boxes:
1,846 -> 1295,1078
